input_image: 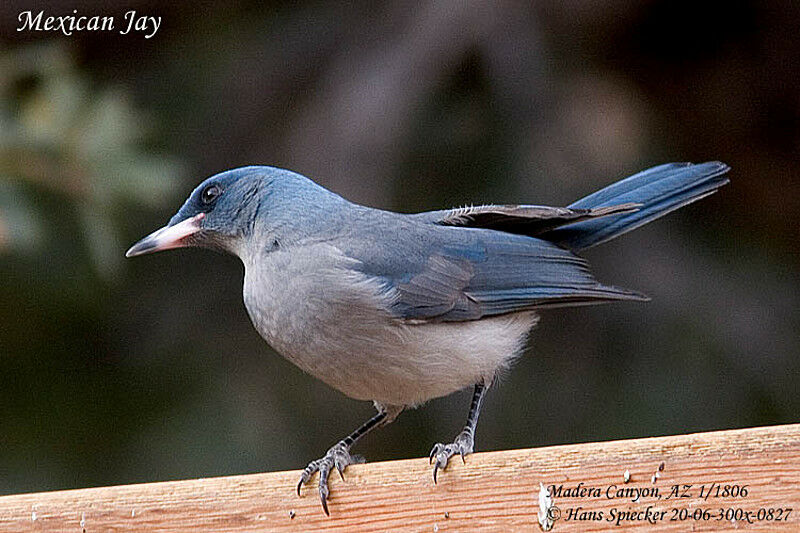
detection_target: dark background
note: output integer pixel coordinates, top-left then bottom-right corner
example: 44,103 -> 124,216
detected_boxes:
1,1 -> 798,495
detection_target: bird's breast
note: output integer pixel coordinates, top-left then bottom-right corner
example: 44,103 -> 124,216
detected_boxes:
242,243 -> 400,390
241,242 -> 538,406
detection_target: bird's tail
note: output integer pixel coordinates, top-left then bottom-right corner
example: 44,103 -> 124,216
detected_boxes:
541,161 -> 730,251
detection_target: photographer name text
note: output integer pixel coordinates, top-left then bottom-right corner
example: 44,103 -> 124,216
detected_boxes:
544,482 -> 794,527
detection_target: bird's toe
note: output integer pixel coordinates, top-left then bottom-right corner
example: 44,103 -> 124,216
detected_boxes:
429,432 -> 475,483
297,442 -> 363,515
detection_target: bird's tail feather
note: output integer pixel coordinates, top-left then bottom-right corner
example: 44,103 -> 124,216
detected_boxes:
541,161 -> 730,251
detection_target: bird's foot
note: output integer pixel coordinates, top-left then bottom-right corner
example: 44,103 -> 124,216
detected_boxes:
429,430 -> 474,483
297,441 -> 365,515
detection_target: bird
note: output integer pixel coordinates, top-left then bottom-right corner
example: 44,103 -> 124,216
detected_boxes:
126,161 -> 729,515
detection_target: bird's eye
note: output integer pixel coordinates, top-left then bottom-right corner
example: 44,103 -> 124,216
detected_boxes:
201,184 -> 222,204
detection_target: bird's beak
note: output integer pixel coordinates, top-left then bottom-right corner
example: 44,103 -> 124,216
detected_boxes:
125,213 -> 205,258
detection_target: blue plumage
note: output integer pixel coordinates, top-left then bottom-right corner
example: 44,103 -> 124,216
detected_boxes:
346,224 -> 645,322
541,161 -> 730,250
352,161 -> 727,322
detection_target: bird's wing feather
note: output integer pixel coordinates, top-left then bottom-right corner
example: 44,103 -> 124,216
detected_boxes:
344,223 -> 646,322
413,203 -> 640,238
413,162 -> 729,251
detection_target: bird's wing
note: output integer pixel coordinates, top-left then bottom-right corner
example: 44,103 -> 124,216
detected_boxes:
413,203 -> 640,238
345,224 -> 646,322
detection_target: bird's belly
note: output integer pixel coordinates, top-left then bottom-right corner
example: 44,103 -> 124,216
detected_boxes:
324,312 -> 538,406
242,245 -> 537,406
256,310 -> 536,406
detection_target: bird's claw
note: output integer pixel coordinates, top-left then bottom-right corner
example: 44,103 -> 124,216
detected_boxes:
297,442 -> 365,515
429,431 -> 474,483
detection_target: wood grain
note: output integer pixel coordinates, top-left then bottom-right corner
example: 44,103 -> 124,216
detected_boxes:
0,424 -> 798,532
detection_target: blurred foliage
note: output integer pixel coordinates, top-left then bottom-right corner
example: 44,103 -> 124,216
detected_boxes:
0,43 -> 183,275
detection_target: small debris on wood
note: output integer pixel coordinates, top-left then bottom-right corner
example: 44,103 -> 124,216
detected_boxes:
651,461 -> 664,483
537,482 -> 555,531
623,469 -> 631,483
444,511 -> 449,519
288,510 -> 296,519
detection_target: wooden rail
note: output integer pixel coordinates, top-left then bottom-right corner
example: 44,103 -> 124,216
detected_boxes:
0,424 -> 797,532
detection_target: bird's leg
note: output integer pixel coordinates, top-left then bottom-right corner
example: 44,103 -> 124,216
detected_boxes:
297,404 -> 402,515
429,380 -> 489,483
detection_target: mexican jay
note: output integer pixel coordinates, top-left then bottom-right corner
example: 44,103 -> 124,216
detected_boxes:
126,161 -> 729,514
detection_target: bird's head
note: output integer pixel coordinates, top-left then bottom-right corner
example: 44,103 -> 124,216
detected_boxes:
126,165 -> 341,259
